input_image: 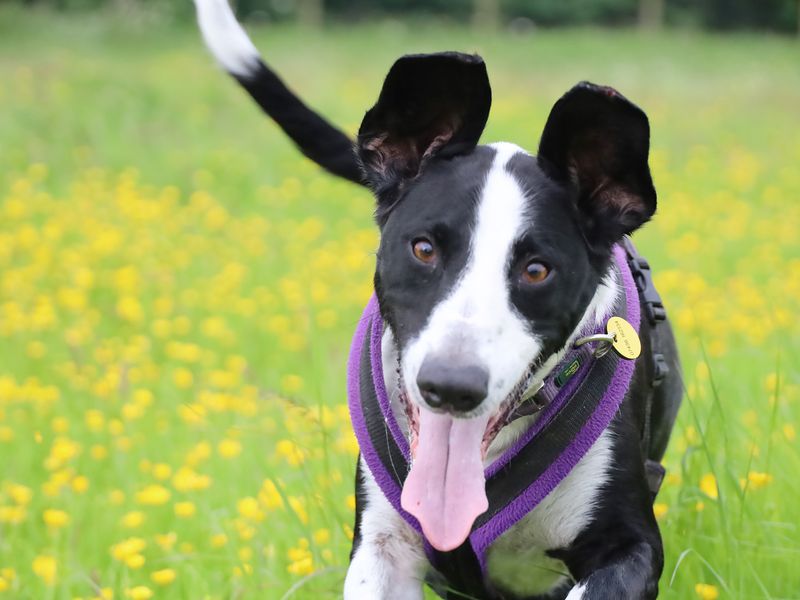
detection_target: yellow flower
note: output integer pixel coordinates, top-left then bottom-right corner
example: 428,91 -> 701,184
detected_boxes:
121,510 -> 145,528
172,368 -> 194,389
288,496 -> 308,524
90,444 -> 108,460
217,438 -> 242,458
136,484 -> 171,506
150,568 -> 176,586
764,372 -> 778,392
125,586 -> 153,600
7,483 -> 32,505
234,518 -> 255,541
32,555 -> 57,586
275,439 -> 305,467
313,528 -> 330,545
174,501 -> 196,518
0,506 -> 26,524
116,296 -> 144,323
47,437 -> 80,468
122,402 -> 145,421
239,547 -> 253,561
210,533 -> 228,548
0,576 -> 8,592
652,503 -> 668,520
171,466 -> 211,492
125,554 -> 145,569
287,538 -> 314,576
259,479 -> 284,510
51,416 -> 69,433
43,508 -> 70,529
154,532 -> 177,551
133,388 -> 154,406
237,497 -> 263,521
743,471 -> 773,490
695,583 -> 719,599
151,463 -> 172,481
111,537 -> 147,562
72,475 -> 89,493
699,473 -> 718,499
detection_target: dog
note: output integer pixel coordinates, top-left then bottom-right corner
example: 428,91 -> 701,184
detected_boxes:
194,1 -> 683,598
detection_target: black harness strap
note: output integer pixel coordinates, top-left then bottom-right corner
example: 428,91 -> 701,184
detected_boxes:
621,237 -> 669,499
358,318 -> 408,489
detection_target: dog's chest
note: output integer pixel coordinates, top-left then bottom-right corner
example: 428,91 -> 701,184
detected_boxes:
484,431 -> 614,596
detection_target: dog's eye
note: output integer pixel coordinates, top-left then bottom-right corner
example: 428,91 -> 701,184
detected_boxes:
522,261 -> 550,284
411,237 -> 436,264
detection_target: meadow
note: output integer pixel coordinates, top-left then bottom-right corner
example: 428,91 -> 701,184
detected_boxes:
0,6 -> 799,599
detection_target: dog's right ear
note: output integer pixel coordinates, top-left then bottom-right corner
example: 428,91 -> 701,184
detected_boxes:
357,52 -> 492,213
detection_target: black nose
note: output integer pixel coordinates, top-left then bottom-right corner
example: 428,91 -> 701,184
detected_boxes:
416,357 -> 489,414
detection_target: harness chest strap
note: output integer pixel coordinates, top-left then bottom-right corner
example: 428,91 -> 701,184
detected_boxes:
346,243 -> 642,579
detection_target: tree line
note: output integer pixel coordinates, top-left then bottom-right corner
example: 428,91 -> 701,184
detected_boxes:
16,0 -> 800,34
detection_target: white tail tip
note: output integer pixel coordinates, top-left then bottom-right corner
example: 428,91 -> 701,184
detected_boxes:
194,0 -> 261,78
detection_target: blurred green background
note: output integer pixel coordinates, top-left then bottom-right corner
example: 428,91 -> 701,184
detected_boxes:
1,1 -> 799,599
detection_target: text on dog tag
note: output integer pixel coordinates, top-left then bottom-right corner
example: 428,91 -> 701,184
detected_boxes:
606,316 -> 641,360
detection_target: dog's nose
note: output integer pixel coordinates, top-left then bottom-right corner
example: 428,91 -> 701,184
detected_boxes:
416,357 -> 489,414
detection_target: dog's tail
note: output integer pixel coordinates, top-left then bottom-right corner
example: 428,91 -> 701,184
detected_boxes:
193,0 -> 365,185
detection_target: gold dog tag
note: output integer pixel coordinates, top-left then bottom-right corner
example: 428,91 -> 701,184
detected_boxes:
606,317 -> 641,360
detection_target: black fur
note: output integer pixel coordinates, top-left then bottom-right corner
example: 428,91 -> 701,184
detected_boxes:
537,82 -> 657,250
234,61 -> 364,184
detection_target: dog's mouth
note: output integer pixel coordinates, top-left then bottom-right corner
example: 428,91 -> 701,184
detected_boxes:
398,361 -> 541,552
398,362 -> 539,457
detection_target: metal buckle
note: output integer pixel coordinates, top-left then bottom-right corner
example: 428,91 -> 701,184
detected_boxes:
574,332 -> 616,357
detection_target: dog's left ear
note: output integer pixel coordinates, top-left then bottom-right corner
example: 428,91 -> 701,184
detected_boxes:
357,52 -> 492,211
538,82 -> 656,248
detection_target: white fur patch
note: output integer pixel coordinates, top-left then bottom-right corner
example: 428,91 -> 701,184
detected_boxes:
344,459 -> 427,599
486,431 -> 614,595
194,0 -> 261,78
401,142 -> 541,418
566,582 -> 587,599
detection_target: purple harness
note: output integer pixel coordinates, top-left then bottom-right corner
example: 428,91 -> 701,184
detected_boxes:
347,244 -> 641,577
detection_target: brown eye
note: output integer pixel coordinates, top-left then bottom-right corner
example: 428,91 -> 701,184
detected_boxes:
411,238 -> 436,264
522,261 -> 550,284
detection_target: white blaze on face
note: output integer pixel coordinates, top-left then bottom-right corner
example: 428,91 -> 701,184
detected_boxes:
401,142 -> 542,417
399,142 -> 544,552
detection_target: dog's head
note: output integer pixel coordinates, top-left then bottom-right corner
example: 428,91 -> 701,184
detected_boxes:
357,53 -> 656,550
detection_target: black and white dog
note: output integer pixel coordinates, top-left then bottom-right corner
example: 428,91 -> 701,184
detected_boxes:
195,1 -> 683,598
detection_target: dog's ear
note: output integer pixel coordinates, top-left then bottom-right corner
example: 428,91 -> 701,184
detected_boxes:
538,82 -> 656,249
357,52 -> 491,211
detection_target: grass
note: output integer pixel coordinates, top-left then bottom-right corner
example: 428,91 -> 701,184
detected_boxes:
0,5 -> 798,599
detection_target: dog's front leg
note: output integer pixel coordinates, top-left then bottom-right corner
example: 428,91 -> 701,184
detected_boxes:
564,540 -> 661,600
345,459 -> 427,600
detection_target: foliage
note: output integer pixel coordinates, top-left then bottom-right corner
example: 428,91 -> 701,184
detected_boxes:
7,0 -> 800,32
0,8 -> 799,598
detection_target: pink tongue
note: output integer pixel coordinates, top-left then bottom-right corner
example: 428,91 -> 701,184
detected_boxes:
401,409 -> 490,551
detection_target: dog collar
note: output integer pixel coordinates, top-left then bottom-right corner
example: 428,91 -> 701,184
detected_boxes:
347,243 -> 641,583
